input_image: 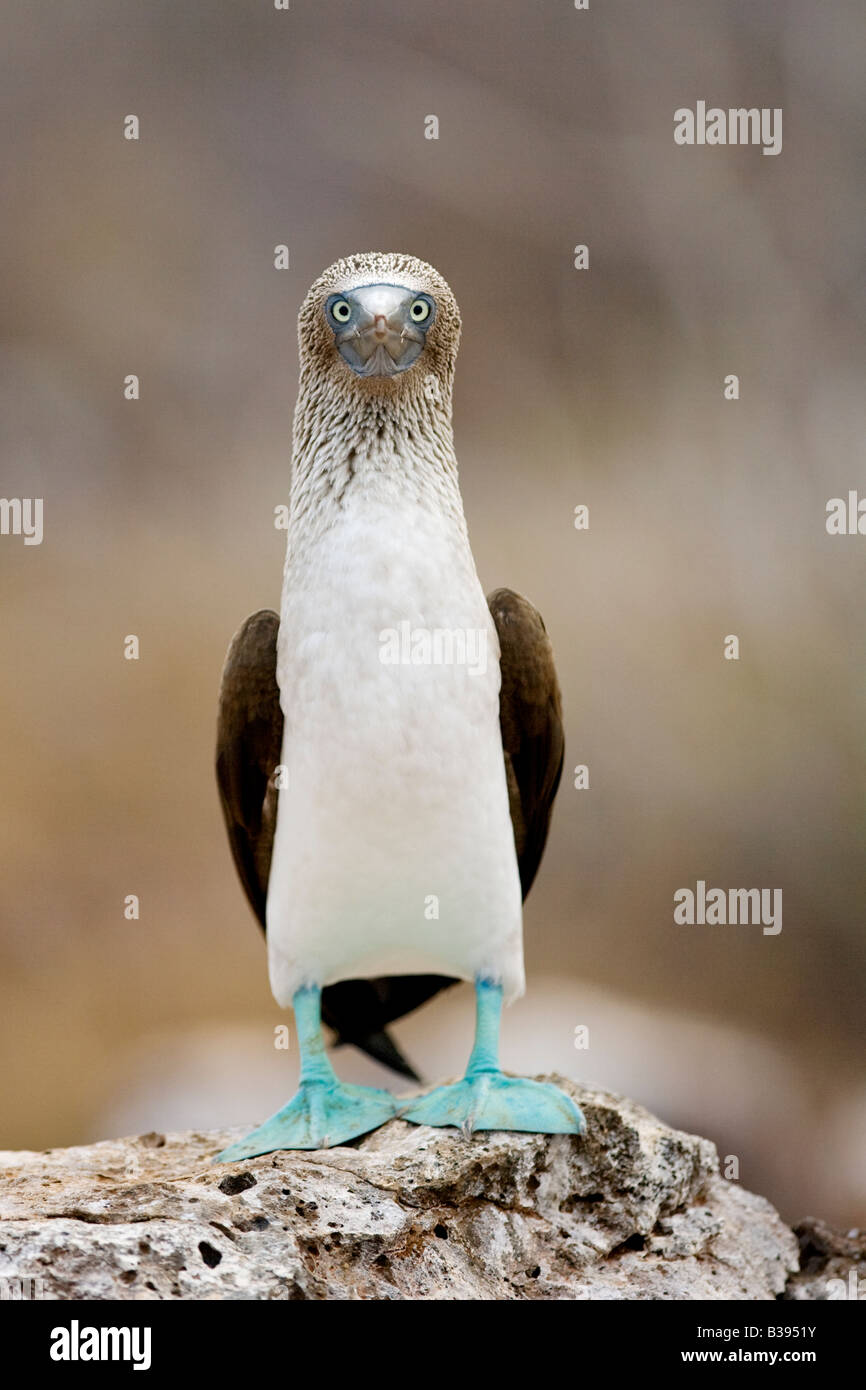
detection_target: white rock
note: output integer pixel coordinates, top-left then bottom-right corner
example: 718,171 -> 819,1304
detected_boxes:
0,1078 -> 803,1300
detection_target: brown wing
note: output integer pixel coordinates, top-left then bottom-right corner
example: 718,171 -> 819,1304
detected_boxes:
216,610 -> 283,929
215,610 -> 454,1079
488,588 -> 565,899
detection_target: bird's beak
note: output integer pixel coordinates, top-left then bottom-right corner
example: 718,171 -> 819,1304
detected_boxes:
332,286 -> 428,377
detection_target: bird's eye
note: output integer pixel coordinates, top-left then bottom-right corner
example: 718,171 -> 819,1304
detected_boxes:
409,298 -> 431,323
331,299 -> 352,323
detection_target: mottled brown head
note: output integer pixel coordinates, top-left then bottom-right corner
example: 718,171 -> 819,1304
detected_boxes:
297,252 -> 461,406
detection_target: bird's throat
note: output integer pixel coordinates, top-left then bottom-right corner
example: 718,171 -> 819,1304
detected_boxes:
288,375 -> 463,544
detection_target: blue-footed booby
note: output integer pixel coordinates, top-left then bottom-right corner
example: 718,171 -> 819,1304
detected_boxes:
215,251 -> 583,1160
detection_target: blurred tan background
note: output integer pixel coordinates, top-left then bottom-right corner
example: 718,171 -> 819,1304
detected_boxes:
1,0 -> 864,1228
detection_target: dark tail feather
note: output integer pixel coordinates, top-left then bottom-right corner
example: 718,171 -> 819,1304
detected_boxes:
340,1028 -> 421,1082
321,975 -> 457,1082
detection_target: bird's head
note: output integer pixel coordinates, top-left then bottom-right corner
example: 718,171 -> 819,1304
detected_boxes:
297,252 -> 461,403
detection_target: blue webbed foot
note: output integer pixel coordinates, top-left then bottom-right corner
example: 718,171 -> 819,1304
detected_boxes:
400,1070 -> 585,1138
216,1079 -> 397,1161
398,978 -> 584,1138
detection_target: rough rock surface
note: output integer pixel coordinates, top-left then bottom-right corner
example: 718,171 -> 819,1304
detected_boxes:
785,1218 -> 866,1301
0,1076 -> 808,1300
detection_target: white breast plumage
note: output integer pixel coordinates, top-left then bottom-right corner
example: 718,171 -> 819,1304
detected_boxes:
265,488 -> 525,1006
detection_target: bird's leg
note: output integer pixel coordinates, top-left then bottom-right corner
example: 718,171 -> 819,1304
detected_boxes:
398,978 -> 585,1138
215,985 -> 397,1161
